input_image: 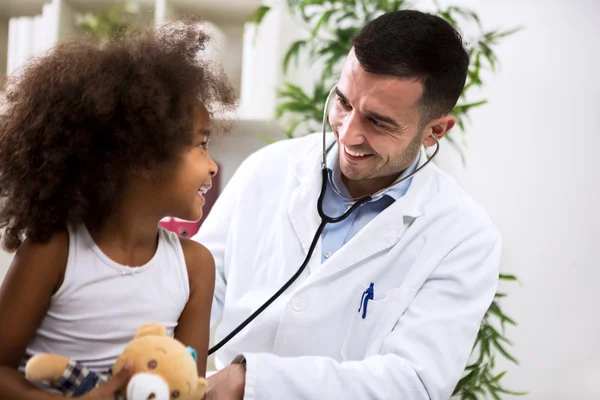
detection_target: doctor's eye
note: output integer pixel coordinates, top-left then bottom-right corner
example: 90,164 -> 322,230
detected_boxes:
336,96 -> 350,108
369,118 -> 386,129
171,390 -> 180,398
147,360 -> 158,369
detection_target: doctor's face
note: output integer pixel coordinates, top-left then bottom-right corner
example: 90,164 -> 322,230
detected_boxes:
328,50 -> 446,195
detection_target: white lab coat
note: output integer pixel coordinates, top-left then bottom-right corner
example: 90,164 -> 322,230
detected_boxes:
193,133 -> 501,400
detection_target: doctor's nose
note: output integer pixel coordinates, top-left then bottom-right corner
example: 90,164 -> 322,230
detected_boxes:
336,113 -> 366,147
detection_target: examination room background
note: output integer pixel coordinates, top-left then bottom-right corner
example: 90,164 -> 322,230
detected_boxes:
0,0 -> 597,399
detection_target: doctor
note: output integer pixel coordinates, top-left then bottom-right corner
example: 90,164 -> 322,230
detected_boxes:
194,9 -> 501,400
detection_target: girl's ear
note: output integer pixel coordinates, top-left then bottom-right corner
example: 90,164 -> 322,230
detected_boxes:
130,165 -> 153,180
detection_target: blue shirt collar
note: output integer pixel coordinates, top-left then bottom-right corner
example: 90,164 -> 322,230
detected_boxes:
326,142 -> 421,201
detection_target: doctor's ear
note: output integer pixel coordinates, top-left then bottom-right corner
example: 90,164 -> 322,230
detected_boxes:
422,115 -> 456,147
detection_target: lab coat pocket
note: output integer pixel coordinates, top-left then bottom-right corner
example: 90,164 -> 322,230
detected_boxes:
340,287 -> 416,361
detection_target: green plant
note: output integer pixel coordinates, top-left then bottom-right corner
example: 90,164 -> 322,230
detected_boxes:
75,2 -> 141,40
248,1 -> 524,398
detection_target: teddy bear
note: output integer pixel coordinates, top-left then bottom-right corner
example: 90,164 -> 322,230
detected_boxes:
25,322 -> 207,400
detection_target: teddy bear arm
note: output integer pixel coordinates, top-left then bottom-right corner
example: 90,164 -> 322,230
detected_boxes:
194,377 -> 208,400
25,354 -> 71,384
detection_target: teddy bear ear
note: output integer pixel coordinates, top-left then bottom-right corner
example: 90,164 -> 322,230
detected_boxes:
195,377 -> 208,399
134,323 -> 167,339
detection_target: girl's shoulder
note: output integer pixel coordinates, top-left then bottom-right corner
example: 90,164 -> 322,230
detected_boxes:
13,229 -> 70,295
177,237 -> 215,290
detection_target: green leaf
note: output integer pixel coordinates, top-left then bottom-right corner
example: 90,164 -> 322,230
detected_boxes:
454,368 -> 479,393
447,6 -> 481,28
452,100 -> 488,115
491,336 -> 519,364
496,386 -> 529,396
488,302 -> 517,326
279,82 -> 313,103
389,0 -> 406,11
485,382 -> 503,400
499,273 -> 518,281
247,5 -> 271,25
336,10 -> 358,23
275,102 -> 317,119
489,26 -> 525,40
487,324 -> 513,345
439,11 -> 457,26
492,371 -> 507,382
311,9 -> 336,38
378,0 -> 389,9
283,40 -> 307,75
462,391 -> 478,400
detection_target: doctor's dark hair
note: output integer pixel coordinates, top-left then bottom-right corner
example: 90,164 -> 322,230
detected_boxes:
0,20 -> 236,251
352,10 -> 469,125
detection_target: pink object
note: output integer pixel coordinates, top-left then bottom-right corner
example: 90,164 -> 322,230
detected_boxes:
159,164 -> 220,239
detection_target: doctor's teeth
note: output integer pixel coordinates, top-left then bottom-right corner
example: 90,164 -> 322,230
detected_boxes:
345,147 -> 367,157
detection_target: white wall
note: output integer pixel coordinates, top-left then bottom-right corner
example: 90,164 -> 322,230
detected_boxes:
435,0 -> 600,398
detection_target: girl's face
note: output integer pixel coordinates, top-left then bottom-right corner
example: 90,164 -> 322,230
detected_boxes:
160,102 -> 218,222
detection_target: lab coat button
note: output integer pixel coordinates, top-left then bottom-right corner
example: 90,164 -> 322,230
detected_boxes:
292,298 -> 305,311
324,251 -> 332,258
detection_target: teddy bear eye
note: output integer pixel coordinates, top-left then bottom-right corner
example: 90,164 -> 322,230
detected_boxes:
171,390 -> 180,398
147,360 -> 158,370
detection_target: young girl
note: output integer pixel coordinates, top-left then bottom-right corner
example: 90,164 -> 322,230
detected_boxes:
0,20 -> 236,399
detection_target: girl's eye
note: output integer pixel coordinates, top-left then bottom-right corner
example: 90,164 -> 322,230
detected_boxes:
198,137 -> 209,149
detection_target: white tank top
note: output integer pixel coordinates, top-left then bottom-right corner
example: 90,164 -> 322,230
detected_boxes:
22,224 -> 190,374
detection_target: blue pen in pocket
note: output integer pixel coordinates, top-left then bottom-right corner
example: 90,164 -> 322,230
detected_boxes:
358,282 -> 374,319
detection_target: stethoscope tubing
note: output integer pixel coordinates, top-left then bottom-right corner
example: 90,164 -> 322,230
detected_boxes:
208,86 -> 440,356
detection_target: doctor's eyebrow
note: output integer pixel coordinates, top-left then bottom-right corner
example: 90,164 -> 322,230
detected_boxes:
334,87 -> 400,128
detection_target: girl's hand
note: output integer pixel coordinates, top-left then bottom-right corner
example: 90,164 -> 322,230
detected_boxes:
80,362 -> 133,400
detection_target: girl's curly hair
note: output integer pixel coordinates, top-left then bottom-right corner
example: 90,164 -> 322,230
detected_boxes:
0,20 -> 237,251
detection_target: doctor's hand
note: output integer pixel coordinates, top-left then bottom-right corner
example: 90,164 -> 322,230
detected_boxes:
204,364 -> 245,400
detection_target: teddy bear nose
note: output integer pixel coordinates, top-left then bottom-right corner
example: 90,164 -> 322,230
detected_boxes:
148,395 -> 156,400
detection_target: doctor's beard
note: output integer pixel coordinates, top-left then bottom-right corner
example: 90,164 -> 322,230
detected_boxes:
338,129 -> 424,182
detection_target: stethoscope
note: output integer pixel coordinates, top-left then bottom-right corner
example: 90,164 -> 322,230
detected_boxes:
208,86 -> 440,355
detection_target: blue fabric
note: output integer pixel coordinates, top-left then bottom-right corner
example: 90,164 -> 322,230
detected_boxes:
72,371 -> 102,396
320,143 -> 420,263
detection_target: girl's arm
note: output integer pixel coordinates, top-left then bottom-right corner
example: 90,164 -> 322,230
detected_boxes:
0,231 -> 69,399
0,231 -> 134,400
175,238 -> 216,377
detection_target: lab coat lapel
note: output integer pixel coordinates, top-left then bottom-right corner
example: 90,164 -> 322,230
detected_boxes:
303,149 -> 436,284
287,152 -> 324,273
